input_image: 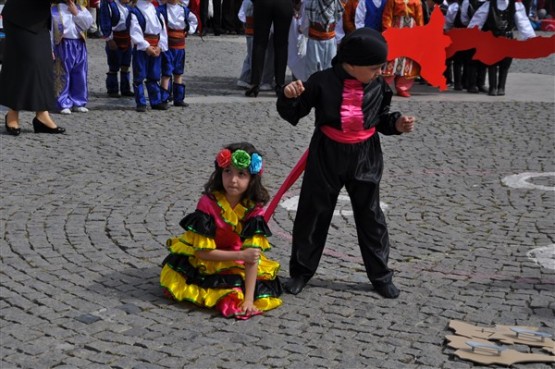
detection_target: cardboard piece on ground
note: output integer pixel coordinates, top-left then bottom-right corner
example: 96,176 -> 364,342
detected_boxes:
446,335 -> 555,366
448,320 -> 554,349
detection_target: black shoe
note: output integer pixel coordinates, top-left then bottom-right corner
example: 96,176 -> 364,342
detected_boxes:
373,282 -> 400,299
478,85 -> 488,93
488,88 -> 498,96
245,85 -> 259,97
454,83 -> 463,91
108,91 -> 120,98
32,117 -> 65,134
136,105 -> 147,112
5,114 -> 21,136
467,86 -> 479,93
151,102 -> 169,110
283,277 -> 307,295
174,101 -> 189,107
496,88 -> 505,96
121,91 -> 135,97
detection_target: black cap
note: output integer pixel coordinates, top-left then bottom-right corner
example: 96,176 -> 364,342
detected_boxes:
333,27 -> 388,66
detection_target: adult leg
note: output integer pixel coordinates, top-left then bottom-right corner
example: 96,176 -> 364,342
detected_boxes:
271,0 -> 293,87
250,0 -> 273,88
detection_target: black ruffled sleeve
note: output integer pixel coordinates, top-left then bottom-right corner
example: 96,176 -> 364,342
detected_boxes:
241,215 -> 272,239
179,210 -> 216,238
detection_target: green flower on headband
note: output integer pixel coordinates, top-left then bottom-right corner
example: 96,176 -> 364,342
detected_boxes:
231,150 -> 251,170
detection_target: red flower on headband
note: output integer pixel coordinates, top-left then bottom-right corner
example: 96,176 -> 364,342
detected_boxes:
216,149 -> 232,168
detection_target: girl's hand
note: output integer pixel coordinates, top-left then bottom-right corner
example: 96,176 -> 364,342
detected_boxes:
395,115 -> 415,133
67,0 -> 79,16
284,80 -> 305,99
239,299 -> 260,316
242,248 -> 261,264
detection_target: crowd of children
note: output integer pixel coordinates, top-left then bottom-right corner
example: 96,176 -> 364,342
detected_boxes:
44,0 -> 539,118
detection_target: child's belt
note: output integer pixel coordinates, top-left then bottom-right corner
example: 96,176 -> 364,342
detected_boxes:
168,28 -> 186,49
320,125 -> 376,143
144,34 -> 160,47
113,31 -> 131,50
309,22 -> 336,40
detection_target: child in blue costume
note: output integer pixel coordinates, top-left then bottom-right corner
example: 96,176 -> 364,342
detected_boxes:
128,0 -> 169,112
158,0 -> 198,107
277,28 -> 416,299
160,142 -> 283,319
99,0 -> 134,98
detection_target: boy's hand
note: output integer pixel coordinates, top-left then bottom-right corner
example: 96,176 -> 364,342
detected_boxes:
395,115 -> 415,133
284,80 -> 305,99
146,46 -> 159,57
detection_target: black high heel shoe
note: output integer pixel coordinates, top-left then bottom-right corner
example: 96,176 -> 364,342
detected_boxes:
245,85 -> 259,98
5,114 -> 21,136
32,117 -> 66,134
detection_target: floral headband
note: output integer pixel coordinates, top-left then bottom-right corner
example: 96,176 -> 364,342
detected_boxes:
215,149 -> 263,175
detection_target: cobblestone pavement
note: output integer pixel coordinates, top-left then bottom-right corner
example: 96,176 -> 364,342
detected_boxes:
1,34 -> 554,369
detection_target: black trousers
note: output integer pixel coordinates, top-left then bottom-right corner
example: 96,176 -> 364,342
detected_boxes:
250,0 -> 293,86
289,131 -> 395,286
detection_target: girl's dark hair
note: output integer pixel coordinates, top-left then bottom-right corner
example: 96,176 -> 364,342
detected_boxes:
203,142 -> 270,205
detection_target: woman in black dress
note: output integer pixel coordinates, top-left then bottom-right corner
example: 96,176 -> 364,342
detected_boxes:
0,0 -> 65,135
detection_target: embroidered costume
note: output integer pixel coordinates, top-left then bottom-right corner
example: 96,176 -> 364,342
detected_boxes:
468,0 -> 535,95
128,0 -> 168,110
342,0 -> 360,35
158,1 -> 198,106
301,0 -> 345,77
276,52 -> 403,296
160,191 -> 283,319
355,0 -> 387,31
381,0 -> 424,97
99,0 -> 134,97
51,1 -> 94,112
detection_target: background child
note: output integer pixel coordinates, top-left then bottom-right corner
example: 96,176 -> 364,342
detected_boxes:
160,142 -> 283,320
99,0 -> 134,98
51,0 -> 94,114
128,0 -> 168,112
158,0 -> 198,107
301,0 -> 344,78
276,28 -> 415,299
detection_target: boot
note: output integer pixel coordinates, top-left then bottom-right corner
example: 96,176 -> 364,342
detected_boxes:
134,82 -> 147,110
477,64 -> 487,93
146,79 -> 163,107
173,83 -> 188,107
466,62 -> 479,93
497,67 -> 509,96
488,66 -> 498,96
453,61 -> 463,91
106,72 -> 119,97
120,71 -> 134,97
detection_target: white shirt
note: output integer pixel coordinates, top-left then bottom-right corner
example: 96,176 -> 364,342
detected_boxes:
468,0 -> 536,39
444,2 -> 459,31
129,0 -> 169,51
51,3 -> 94,41
355,0 -> 384,29
105,0 -> 131,41
165,2 -> 198,34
